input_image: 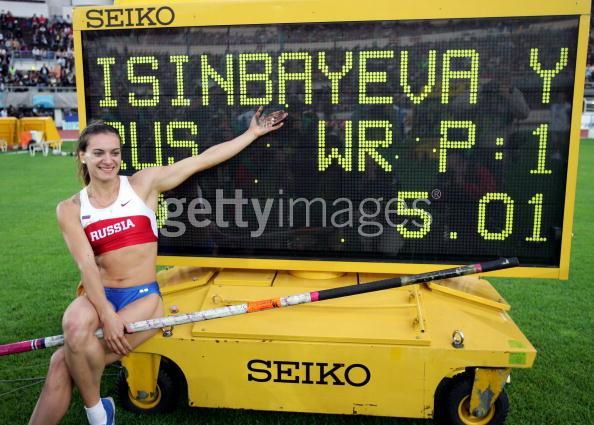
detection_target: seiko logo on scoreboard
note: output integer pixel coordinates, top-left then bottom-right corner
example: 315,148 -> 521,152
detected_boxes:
85,6 -> 175,29
247,359 -> 371,387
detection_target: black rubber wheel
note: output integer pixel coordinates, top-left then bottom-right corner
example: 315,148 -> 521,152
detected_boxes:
117,363 -> 180,413
435,375 -> 509,425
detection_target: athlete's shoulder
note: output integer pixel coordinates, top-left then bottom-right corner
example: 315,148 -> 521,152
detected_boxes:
128,170 -> 156,200
129,168 -> 157,186
56,193 -> 81,220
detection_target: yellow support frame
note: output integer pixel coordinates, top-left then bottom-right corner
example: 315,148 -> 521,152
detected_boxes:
72,0 -> 589,28
72,0 -> 590,279
469,368 -> 511,419
121,353 -> 162,406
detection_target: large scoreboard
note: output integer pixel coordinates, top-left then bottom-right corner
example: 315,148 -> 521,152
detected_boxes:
73,0 -> 590,278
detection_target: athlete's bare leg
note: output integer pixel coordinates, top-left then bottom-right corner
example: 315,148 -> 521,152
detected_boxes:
29,348 -> 73,425
62,296 -> 104,407
29,294 -> 163,425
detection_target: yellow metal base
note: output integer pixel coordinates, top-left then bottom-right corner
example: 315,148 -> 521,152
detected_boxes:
124,267 -> 535,419
121,352 -> 161,404
470,368 -> 511,419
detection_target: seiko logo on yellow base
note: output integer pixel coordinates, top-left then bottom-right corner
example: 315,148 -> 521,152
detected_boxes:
85,7 -> 175,29
247,359 -> 371,387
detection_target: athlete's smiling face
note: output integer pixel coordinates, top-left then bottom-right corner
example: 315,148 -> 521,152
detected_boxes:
80,132 -> 122,182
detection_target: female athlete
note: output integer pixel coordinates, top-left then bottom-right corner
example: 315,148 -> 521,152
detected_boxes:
28,107 -> 287,425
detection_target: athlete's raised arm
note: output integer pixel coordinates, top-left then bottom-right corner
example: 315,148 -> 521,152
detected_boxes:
133,107 -> 287,196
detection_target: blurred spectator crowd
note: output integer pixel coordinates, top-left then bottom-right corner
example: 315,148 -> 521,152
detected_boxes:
0,10 -> 75,90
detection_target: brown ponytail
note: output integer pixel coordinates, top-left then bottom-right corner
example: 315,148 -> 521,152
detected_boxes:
76,121 -> 121,186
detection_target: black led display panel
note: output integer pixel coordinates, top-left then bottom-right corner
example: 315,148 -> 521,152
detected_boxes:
81,16 -> 578,266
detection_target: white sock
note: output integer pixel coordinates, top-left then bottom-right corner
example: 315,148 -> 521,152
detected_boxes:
85,400 -> 107,425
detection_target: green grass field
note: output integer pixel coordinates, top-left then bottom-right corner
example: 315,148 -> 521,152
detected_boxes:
0,143 -> 592,424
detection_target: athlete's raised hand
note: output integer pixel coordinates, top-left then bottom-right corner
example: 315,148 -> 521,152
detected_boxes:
249,106 -> 287,137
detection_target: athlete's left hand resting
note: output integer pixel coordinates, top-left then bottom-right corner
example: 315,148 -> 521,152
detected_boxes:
136,107 -> 288,195
101,307 -> 133,356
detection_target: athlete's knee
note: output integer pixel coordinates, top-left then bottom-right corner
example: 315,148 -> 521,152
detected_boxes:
62,307 -> 98,351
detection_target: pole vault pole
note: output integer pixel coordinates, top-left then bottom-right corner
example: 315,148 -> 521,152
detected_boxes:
0,257 -> 519,357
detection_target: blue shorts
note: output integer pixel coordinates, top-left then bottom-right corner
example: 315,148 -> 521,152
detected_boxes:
104,282 -> 161,312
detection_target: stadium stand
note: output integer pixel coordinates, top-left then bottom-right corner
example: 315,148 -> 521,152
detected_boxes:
0,10 -> 74,93
0,6 -> 76,138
